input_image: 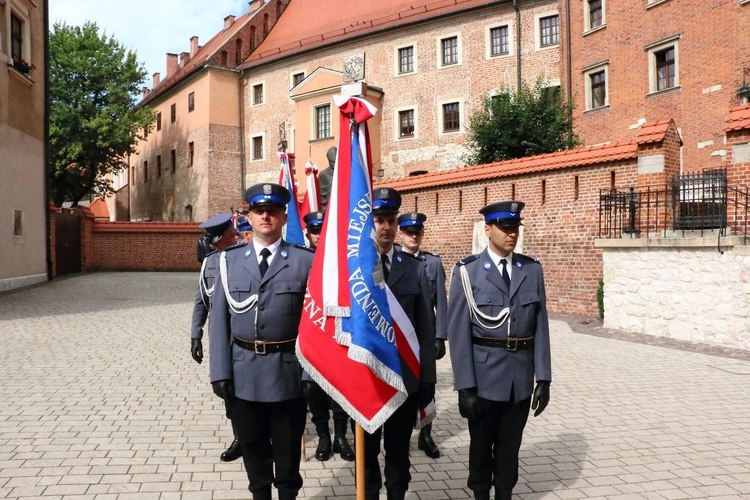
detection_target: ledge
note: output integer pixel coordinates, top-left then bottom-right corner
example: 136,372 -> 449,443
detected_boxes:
7,64 -> 35,86
646,85 -> 681,98
595,234 -> 746,249
582,24 -> 607,37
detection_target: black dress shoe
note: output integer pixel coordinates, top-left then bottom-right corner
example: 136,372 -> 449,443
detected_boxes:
418,429 -> 440,459
315,434 -> 332,461
220,436 -> 242,462
333,435 -> 355,461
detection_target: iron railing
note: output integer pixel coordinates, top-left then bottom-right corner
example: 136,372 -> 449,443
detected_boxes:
599,168 -> 750,245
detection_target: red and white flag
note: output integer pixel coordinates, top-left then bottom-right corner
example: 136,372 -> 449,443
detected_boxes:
300,159 -> 320,224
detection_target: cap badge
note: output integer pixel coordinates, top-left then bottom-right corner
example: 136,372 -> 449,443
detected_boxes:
263,184 -> 272,194
380,188 -> 388,196
411,213 -> 418,220
511,202 -> 518,212
483,261 -> 491,270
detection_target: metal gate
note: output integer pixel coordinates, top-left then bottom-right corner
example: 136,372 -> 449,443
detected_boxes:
55,211 -> 81,275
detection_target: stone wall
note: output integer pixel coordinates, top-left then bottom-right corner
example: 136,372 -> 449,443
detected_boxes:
600,237 -> 750,350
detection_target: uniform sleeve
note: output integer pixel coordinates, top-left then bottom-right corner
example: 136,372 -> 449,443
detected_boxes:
434,258 -> 448,341
416,264 -> 437,384
447,264 -> 476,391
190,288 -> 208,340
534,267 -> 552,383
208,256 -> 234,383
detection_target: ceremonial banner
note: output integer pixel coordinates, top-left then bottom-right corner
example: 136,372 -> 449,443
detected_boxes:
278,152 -> 305,245
297,96 -> 420,433
300,159 -> 321,223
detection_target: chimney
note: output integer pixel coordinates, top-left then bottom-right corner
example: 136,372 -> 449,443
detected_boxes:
248,0 -> 261,12
224,15 -> 236,29
190,36 -> 199,57
180,51 -> 190,66
153,72 -> 161,88
166,53 -> 178,76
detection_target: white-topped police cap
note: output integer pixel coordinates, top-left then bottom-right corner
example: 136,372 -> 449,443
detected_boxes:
479,200 -> 525,227
245,183 -> 291,208
303,210 -> 325,228
372,187 -> 402,214
397,212 -> 427,230
235,215 -> 252,232
199,212 -> 234,239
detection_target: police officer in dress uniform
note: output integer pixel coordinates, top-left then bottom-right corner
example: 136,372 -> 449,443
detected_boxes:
447,201 -> 551,500
235,215 -> 253,244
209,183 -> 314,500
300,210 -> 355,462
397,212 -> 448,459
362,187 -> 436,500
189,212 -> 242,462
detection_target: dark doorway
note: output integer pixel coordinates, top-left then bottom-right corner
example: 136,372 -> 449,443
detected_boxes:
55,211 -> 81,275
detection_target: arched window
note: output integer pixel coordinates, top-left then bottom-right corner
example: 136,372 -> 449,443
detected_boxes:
185,205 -> 193,222
220,50 -> 228,66
263,14 -> 269,36
235,38 -> 243,65
276,1 -> 282,18
250,26 -> 257,50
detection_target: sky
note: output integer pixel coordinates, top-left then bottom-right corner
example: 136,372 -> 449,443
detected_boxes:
49,0 -> 249,80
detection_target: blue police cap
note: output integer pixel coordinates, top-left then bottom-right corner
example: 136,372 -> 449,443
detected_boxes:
199,212 -> 234,241
397,212 -> 426,230
245,183 -> 291,208
372,187 -> 401,214
303,211 -> 325,228
235,215 -> 252,232
479,200 -> 525,227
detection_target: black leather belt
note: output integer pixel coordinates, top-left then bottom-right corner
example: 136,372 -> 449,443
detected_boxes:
233,336 -> 296,355
472,336 -> 534,352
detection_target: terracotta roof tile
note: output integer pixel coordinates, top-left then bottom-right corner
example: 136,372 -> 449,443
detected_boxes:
243,0 -> 498,68
635,119 -> 672,144
88,198 -> 110,219
378,141 -> 638,192
724,104 -> 750,132
93,222 -> 201,233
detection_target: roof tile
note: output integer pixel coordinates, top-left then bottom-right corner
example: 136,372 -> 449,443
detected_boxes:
724,104 -> 750,132
635,119 -> 672,144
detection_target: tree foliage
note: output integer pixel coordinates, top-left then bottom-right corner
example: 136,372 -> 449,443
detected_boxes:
464,79 -> 579,166
49,21 -> 154,206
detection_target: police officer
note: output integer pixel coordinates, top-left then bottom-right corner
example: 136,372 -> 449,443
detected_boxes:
189,212 -> 242,462
362,187 -> 436,500
447,201 -> 551,500
209,183 -> 314,500
235,214 -> 253,244
397,212 -> 447,459
299,210 -> 355,462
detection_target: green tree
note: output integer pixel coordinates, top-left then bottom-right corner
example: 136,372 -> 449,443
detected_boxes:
464,79 -> 579,166
49,21 -> 154,206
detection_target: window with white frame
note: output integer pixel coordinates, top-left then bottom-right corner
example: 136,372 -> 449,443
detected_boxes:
398,109 -> 415,138
397,45 -> 415,74
489,25 -> 510,57
538,14 -> 559,48
9,5 -> 32,67
584,0 -> 605,32
646,36 -> 680,93
583,64 -> 608,110
441,102 -> 461,133
252,135 -> 264,160
291,72 -> 305,88
314,103 -> 331,139
252,83 -> 264,105
440,36 -> 459,66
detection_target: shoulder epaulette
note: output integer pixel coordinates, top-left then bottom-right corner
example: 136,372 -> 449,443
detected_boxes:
515,253 -> 539,264
457,254 -> 479,266
291,243 -> 315,253
204,249 -> 218,258
399,251 -> 421,261
422,250 -> 440,258
224,242 -> 247,252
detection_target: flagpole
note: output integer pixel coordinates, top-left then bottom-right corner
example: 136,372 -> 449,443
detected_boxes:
355,423 -> 365,500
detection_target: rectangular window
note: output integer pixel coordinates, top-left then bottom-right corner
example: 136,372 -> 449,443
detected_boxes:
441,36 -> 458,66
253,84 -> 264,105
188,92 -> 195,112
170,149 -> 176,175
590,70 -> 606,108
540,15 -> 559,47
156,112 -> 162,131
315,104 -> 331,139
13,209 -> 23,237
188,142 -> 194,167
292,72 -> 305,87
144,126 -> 148,139
11,13 -> 23,63
490,26 -> 509,56
398,46 -> 414,74
143,161 -> 148,182
574,176 -> 580,200
541,179 -> 547,204
656,47 -> 676,91
399,110 -> 415,138
252,136 -> 263,160
170,103 -> 176,123
442,102 -> 460,132
157,155 -> 162,178
588,0 -> 603,29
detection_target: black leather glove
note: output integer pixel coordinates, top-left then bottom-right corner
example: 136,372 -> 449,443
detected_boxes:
212,379 -> 235,401
531,381 -> 550,417
418,382 -> 435,408
458,388 -> 480,421
190,338 -> 203,364
435,339 -> 446,360
301,380 -> 315,402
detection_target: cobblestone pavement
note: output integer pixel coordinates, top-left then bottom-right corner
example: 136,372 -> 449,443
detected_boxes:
1,272 -> 749,500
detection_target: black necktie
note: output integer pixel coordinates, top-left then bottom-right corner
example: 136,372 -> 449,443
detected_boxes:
381,254 -> 390,282
500,258 -> 511,288
259,248 -> 271,277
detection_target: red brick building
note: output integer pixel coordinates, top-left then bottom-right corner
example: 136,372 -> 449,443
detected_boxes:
560,0 -> 750,173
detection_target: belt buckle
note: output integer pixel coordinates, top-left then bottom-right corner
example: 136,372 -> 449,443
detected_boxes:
255,340 -> 267,355
506,337 -> 518,352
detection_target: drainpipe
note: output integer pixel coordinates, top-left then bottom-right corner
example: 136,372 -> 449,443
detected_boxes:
514,0 -> 521,89
43,0 -> 52,281
565,0 -> 572,104
238,69 -> 246,202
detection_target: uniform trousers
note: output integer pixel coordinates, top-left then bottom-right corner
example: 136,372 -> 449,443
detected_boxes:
467,393 -> 531,493
309,382 -> 347,426
232,396 -> 307,498
361,392 -> 420,495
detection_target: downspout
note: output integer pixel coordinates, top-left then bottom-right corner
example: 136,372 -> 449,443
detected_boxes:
514,0 -> 522,89
565,0 -> 572,104
238,69 -> 246,202
43,0 -> 52,280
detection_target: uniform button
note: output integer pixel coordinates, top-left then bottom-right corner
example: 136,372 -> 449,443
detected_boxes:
260,287 -> 265,293
259,306 -> 265,311
235,285 -> 239,289
486,298 -> 491,303
259,324 -> 264,329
